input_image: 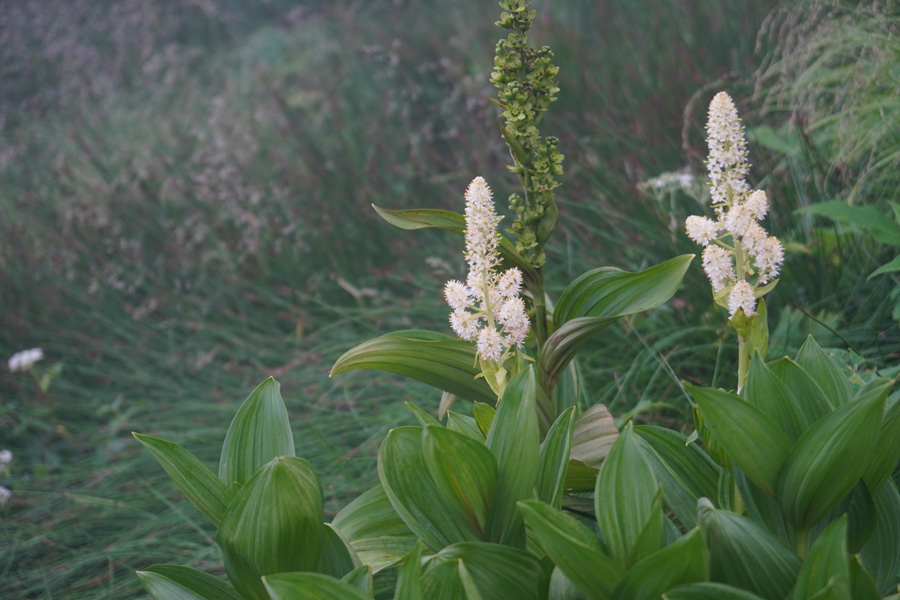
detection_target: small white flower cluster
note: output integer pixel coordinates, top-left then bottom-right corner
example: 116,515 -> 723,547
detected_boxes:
8,348 -> 43,372
0,450 -> 11,468
685,92 -> 785,318
0,486 -> 9,506
446,177 -> 530,361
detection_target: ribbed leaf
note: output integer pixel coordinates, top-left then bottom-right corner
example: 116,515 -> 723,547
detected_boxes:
262,572 -> 372,600
518,499 -> 622,599
860,482 -> 900,594
859,379 -> 899,489
405,402 -> 441,428
767,357 -> 835,424
569,404 -> 618,469
422,425 -> 499,537
663,583 -> 768,599
537,407 -> 576,509
633,425 -> 720,530
563,459 -> 598,493
216,457 -> 324,600
688,384 -> 791,496
137,565 -> 241,600
472,402 -> 495,438
795,336 -> 853,407
595,422 -> 658,567
341,565 -> 373,597
792,516 -> 850,600
742,356 -> 807,441
776,388 -> 884,530
394,541 -> 425,600
848,554 -> 882,600
484,368 -> 540,547
420,542 -> 548,600
330,330 -> 495,404
611,528 -> 708,600
218,377 -> 295,487
698,499 -> 802,600
446,412 -> 483,441
624,486 -> 665,568
133,433 -> 233,527
732,467 -> 794,549
318,523 -> 360,578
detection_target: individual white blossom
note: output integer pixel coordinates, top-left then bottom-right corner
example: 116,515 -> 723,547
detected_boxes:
685,216 -> 719,246
477,327 -> 504,362
702,245 -> 735,292
0,486 -> 10,506
728,280 -> 757,317
498,297 -> 530,347
8,348 -> 43,372
0,450 -> 11,467
497,268 -> 523,299
444,280 -> 472,311
722,204 -> 753,237
755,237 -> 785,284
741,221 -> 767,257
745,189 -> 768,220
450,309 -> 479,341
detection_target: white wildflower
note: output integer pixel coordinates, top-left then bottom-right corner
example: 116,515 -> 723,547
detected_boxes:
444,280 -> 472,311
702,245 -> 735,292
685,215 -> 719,246
463,176 -> 502,287
706,92 -> 750,205
728,280 -> 757,317
497,268 -> 523,299
477,327 -> 504,362
0,486 -> 10,506
450,309 -> 480,341
8,348 -> 43,372
745,190 -> 768,221
755,237 -> 785,284
722,204 -> 753,237
0,450 -> 11,467
499,297 -> 530,347
741,221 -> 767,257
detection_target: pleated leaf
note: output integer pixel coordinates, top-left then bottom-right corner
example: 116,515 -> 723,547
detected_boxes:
767,357 -> 835,424
663,583 -> 768,600
859,378 -> 899,489
216,456 -> 324,600
405,401 -> 441,428
860,482 -> 900,594
218,377 -> 294,487
446,412 -> 484,441
518,499 -> 622,599
137,565 -> 241,600
775,388 -> 884,530
420,542 -> 548,600
422,425 -> 499,537
472,402 -> 495,438
378,426 -> 477,551
330,330 -> 495,404
133,433 -> 233,527
742,356 -> 808,441
537,407 -> 576,509
795,336 -> 853,407
318,523 -> 360,578
610,528 -> 709,600
848,555 -> 882,600
569,403 -> 618,469
262,572 -> 372,600
732,467 -> 794,550
792,516 -> 850,600
688,384 -> 791,496
393,541 -> 425,600
563,459 -> 598,493
484,368 -> 540,547
341,565 -> 373,597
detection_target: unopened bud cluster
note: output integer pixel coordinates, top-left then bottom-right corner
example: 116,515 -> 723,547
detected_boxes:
491,0 -> 563,267
685,92 -> 784,318
445,177 -> 530,361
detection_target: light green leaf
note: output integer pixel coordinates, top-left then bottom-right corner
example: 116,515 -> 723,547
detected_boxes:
472,402 -> 495,438
422,425 -> 499,537
792,516 -> 850,600
797,200 -> 900,245
868,255 -> 900,280
548,567 -> 591,600
484,368 -> 540,547
341,565 -> 373,597
393,541 -> 425,600
860,482 -> 900,595
569,404 -> 618,470
405,402 -> 441,428
859,379 -> 899,489
688,384 -> 792,496
446,412 -> 484,441
262,572 -> 372,600
216,457 -> 323,600
848,554 -> 882,600
378,427 -> 477,551
624,486 -> 665,568
330,330 -> 495,405
595,422 -> 659,567
133,433 -> 233,527
663,582 -> 768,600
318,523 -> 360,578
776,388 -> 884,530
698,499 -> 802,600
795,336 -> 853,407
137,565 -> 241,600
633,425 -> 720,530
420,542 -> 548,600
537,407 -> 576,509
767,357 -> 836,423
518,499 -> 622,600
218,377 -> 295,487
732,467 -> 794,550
742,355 -> 808,441
611,528 -> 708,600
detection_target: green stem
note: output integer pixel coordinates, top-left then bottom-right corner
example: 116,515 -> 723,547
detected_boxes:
737,333 -> 750,393
531,275 -> 548,347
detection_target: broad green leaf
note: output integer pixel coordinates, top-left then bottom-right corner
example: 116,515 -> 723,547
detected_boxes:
732,467 -> 794,550
405,402 -> 441,428
776,388 -> 884,530
548,567 -> 591,600
633,425 -> 720,530
394,541 -> 425,600
569,403 -> 618,469
218,377 -> 295,487
860,482 -> 900,595
262,572 -> 372,600
330,330 -> 495,405
797,200 -> 900,245
138,565 -> 241,600
596,422 -> 659,566
688,384 -> 792,496
422,425 -> 499,537
611,528 -> 709,600
793,516 -> 850,600
742,356 -> 808,440
624,486 -> 665,568
484,368 -> 540,547
456,561 -> 484,600
767,357 -> 836,422
663,583 -> 768,600
472,402 -> 495,438
795,336 -> 853,407
420,542 -> 548,600
859,379 -> 899,489
518,499 -> 622,599
378,426 -> 477,550
446,412 -> 483,441
216,457 -> 323,600
318,523 -> 360,578
563,459 -> 598,493
868,255 -> 900,280
133,433 -> 233,527
341,565 -> 373,597
848,555 -> 882,600
537,407 -> 576,509
699,499 -> 802,600
371,205 -> 538,282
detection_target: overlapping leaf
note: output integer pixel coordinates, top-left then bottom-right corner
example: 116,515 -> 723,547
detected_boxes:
262,572 -> 373,600
137,564 -> 242,600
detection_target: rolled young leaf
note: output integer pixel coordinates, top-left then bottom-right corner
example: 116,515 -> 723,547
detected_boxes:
218,377 -> 295,488
536,407 -> 576,509
137,564 -> 242,600
216,456 -> 324,600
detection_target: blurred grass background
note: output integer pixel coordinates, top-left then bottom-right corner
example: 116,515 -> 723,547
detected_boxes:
1,0 -> 898,597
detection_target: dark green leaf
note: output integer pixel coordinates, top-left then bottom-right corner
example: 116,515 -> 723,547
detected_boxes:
218,378 -> 295,487
767,357 -> 836,422
420,542 -> 548,600
797,200 -> 900,246
318,523 -> 360,578
848,554 -> 882,600
341,565 -> 373,597
792,516 -> 850,600
138,565 -> 241,600
742,355 -> 808,440
860,482 -> 900,595
868,255 -> 900,280
611,528 -> 708,600
133,433 -> 233,527
795,336 -> 853,407
859,379 -> 899,489
330,330 -> 495,405
446,412 -> 483,441
394,541 -> 425,600
262,572 -> 372,600
624,486 -> 665,568
537,407 -> 576,509
663,583 -> 768,600
732,467 -> 794,550
472,402 -> 495,438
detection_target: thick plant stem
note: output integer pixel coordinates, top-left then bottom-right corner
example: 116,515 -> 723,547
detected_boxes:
531,277 -> 548,347
737,333 -> 750,393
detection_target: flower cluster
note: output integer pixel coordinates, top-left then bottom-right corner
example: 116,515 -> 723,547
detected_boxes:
446,177 -> 530,361
8,348 -> 43,372
685,92 -> 785,318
